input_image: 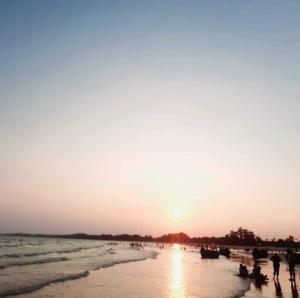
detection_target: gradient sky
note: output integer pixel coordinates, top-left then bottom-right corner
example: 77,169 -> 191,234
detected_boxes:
1,1 -> 300,239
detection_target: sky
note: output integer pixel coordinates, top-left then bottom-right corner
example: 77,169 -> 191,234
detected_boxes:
1,1 -> 300,239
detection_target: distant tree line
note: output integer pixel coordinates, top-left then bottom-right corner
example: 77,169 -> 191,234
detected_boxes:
2,227 -> 299,248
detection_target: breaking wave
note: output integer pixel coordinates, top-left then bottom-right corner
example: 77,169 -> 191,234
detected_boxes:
0,271 -> 89,297
0,257 -> 69,269
0,237 -> 158,297
0,245 -> 103,259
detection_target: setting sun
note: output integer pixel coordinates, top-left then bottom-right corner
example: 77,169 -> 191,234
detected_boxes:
173,207 -> 182,220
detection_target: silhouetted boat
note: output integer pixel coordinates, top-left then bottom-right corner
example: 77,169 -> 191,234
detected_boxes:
220,247 -> 231,258
200,247 -> 219,259
252,248 -> 268,259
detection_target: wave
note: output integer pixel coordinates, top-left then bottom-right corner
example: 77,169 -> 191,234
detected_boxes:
0,249 -> 158,297
0,243 -> 24,248
0,271 -> 89,297
0,245 -> 104,259
0,257 -> 69,269
0,247 -> 158,297
26,241 -> 46,246
94,250 -> 159,270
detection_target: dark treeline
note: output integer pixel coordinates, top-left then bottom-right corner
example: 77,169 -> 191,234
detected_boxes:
2,227 -> 299,248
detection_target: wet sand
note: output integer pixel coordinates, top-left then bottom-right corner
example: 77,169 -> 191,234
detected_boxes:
17,245 -> 299,298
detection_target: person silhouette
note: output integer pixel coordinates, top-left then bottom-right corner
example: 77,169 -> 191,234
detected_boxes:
270,253 -> 281,278
287,250 -> 296,281
239,264 -> 249,277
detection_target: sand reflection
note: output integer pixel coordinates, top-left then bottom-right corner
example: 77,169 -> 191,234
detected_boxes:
170,244 -> 186,298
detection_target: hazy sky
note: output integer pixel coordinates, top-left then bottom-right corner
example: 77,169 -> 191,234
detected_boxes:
1,1 -> 300,239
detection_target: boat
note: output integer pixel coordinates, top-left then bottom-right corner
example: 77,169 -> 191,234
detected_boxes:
252,248 -> 268,259
220,247 -> 231,258
200,247 -> 219,259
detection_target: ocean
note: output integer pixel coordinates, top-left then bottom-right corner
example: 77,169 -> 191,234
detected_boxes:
0,236 -> 298,297
0,236 -> 156,297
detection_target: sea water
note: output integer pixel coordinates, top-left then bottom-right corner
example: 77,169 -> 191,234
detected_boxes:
2,236 -> 292,298
0,236 -> 157,297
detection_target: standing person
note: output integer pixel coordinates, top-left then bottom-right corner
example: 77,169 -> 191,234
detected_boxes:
271,253 -> 281,278
287,250 -> 296,281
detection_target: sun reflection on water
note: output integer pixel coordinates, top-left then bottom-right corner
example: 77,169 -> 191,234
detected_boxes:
170,244 -> 186,298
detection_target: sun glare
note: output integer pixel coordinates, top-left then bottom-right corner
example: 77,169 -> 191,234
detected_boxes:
173,207 -> 182,220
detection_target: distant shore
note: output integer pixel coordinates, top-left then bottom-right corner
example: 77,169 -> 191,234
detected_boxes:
2,228 -> 300,249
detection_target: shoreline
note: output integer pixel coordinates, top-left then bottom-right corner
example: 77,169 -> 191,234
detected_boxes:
1,236 -> 299,298
13,246 -> 299,298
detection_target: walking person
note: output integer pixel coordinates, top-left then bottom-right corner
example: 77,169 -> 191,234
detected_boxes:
270,252 -> 281,278
287,249 -> 296,281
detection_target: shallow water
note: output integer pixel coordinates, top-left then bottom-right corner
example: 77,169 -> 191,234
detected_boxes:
1,236 -> 299,297
0,236 -> 156,297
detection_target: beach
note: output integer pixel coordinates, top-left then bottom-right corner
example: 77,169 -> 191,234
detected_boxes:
1,236 -> 299,298
2,1 -> 300,297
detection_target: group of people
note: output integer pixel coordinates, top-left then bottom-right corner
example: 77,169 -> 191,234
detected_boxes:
239,263 -> 268,283
270,251 -> 297,281
239,250 -> 297,282
270,251 -> 298,297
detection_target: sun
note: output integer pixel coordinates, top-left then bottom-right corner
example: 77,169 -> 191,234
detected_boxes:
173,207 -> 182,219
